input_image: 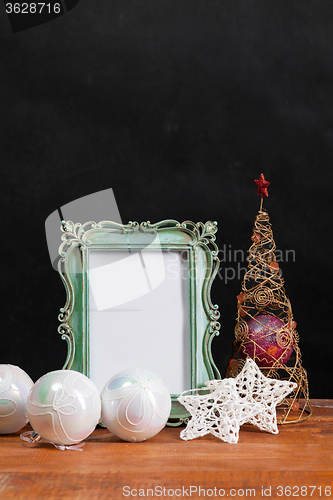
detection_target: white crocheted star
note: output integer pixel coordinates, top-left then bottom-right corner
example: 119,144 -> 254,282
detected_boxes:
178,358 -> 297,444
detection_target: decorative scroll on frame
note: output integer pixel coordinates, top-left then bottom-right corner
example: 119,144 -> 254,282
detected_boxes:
57,220 -> 221,425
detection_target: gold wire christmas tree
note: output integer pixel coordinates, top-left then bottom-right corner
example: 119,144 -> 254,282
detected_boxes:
227,174 -> 312,424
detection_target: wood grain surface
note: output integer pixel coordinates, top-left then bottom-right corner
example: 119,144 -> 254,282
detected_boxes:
0,400 -> 332,500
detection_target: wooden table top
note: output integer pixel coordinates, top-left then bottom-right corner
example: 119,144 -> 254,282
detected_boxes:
0,399 -> 332,500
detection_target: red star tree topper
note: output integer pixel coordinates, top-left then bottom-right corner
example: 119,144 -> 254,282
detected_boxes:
254,173 -> 270,197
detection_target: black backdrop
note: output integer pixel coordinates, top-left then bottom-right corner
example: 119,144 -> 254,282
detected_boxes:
1,1 -> 332,398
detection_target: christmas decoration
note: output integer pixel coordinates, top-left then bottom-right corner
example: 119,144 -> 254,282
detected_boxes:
101,368 -> 171,442
27,370 -> 101,446
178,358 -> 297,444
227,174 -> 312,423
241,314 -> 293,368
0,365 -> 34,434
254,173 -> 270,197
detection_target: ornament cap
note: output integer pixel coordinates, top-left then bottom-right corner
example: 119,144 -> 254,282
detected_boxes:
29,431 -> 42,444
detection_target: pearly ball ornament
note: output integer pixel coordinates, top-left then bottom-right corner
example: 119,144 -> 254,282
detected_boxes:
0,364 -> 34,434
101,368 -> 171,442
27,370 -> 101,446
241,314 -> 293,368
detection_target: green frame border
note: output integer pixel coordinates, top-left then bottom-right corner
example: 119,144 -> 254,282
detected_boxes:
57,220 -> 221,425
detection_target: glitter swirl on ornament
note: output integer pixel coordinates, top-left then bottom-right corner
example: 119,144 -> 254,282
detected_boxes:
253,287 -> 274,308
234,320 -> 248,342
276,328 -> 292,349
101,368 -> 171,442
27,370 -> 101,446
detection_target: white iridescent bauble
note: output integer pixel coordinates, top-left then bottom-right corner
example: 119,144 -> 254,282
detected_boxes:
0,364 -> 34,434
27,370 -> 101,446
101,368 -> 171,442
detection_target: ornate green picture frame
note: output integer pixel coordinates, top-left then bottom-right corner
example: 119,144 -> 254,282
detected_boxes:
57,220 -> 221,425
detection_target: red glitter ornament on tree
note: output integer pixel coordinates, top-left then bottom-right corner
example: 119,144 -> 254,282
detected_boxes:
241,314 -> 293,368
